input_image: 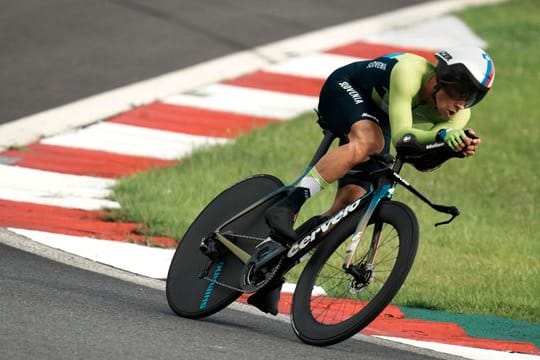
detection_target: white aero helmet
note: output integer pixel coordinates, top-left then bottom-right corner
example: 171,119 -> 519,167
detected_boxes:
435,46 -> 495,107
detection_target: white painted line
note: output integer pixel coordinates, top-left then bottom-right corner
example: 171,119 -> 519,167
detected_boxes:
164,83 -> 318,120
282,282 -> 326,296
0,189 -> 119,210
0,0 -> 504,148
361,15 -> 488,49
8,228 -> 175,279
0,164 -> 117,210
261,14 -> 487,80
376,336 -> 540,360
42,122 -> 229,160
252,0 -> 505,62
7,226 -> 327,290
263,53 -> 362,79
0,51 -> 270,149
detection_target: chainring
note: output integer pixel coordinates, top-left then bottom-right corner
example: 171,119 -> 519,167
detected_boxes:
240,257 -> 283,293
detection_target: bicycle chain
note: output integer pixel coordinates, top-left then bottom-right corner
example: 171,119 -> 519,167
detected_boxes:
228,232 -> 268,243
201,275 -> 245,293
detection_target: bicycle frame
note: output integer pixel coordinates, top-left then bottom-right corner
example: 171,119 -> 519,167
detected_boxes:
207,127 -> 460,279
214,128 -> 336,236
209,129 -> 337,265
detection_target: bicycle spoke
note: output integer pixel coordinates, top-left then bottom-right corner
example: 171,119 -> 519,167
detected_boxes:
306,220 -> 403,325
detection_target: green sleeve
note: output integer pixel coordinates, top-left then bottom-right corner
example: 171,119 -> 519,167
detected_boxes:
388,61 -> 471,145
426,109 -> 471,136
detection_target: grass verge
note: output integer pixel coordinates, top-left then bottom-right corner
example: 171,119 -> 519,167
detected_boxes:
109,0 -> 539,322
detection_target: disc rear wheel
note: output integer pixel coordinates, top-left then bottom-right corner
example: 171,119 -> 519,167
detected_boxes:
166,175 -> 284,318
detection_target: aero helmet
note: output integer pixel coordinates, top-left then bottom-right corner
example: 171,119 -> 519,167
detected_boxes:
435,46 -> 495,107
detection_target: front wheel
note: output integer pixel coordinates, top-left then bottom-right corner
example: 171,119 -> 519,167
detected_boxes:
291,200 -> 419,346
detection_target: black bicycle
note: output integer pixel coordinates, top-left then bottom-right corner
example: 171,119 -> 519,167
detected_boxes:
166,114 -> 465,346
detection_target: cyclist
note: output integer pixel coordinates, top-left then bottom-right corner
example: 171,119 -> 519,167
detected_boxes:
248,46 -> 495,315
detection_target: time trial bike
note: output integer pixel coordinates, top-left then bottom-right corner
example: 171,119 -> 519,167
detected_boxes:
166,114 -> 464,346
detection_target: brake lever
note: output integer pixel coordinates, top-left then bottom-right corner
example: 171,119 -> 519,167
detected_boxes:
431,204 -> 460,227
435,214 -> 459,227
383,165 -> 462,227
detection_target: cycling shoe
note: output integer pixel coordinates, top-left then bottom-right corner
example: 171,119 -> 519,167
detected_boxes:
265,205 -> 297,243
247,280 -> 283,316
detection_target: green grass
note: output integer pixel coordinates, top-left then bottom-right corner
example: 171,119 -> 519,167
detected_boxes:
109,0 -> 540,322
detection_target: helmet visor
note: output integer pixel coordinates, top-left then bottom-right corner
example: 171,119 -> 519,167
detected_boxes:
440,80 -> 479,108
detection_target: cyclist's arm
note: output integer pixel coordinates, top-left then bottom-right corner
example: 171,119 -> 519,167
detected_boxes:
388,62 -> 471,145
427,110 -> 471,135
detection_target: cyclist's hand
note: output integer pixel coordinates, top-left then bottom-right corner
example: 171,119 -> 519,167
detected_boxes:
460,129 -> 482,157
441,129 -> 468,151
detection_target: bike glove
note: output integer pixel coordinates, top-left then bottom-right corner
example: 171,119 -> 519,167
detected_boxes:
436,128 -> 468,150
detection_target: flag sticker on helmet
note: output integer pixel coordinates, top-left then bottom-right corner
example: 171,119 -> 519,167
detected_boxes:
481,51 -> 495,88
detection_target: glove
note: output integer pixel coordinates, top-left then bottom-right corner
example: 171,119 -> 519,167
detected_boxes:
436,128 -> 468,150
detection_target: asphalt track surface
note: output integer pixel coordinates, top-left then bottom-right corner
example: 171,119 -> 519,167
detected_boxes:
0,239 -> 462,360
1,0 -> 428,124
1,1 -> 470,359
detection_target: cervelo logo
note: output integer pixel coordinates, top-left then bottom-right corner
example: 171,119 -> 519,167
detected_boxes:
287,198 -> 362,257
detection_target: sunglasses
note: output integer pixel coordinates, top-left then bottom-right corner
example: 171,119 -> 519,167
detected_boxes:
440,81 -> 478,108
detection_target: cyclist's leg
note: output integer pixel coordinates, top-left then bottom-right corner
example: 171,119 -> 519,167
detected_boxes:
264,120 -> 383,242
324,102 -> 393,217
252,125 -> 381,315
265,73 -> 385,242
324,142 -> 388,217
315,120 -> 384,183
324,184 -> 367,217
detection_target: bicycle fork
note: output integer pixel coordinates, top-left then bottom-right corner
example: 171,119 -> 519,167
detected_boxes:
343,184 -> 394,270
343,160 -> 461,273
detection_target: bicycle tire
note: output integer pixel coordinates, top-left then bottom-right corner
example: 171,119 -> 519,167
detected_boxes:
166,174 -> 284,319
291,200 -> 418,346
